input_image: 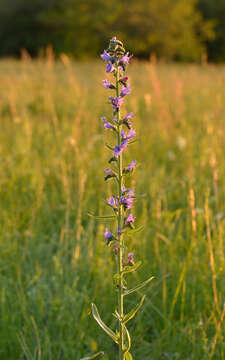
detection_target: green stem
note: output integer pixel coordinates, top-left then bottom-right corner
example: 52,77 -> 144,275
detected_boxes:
115,66 -> 124,360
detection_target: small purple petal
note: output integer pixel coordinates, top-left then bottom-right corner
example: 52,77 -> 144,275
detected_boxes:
126,129 -> 135,140
121,129 -> 135,141
104,168 -> 113,174
127,160 -> 136,171
106,62 -> 115,73
109,96 -> 124,110
107,196 -> 118,207
102,79 -> 115,89
126,213 -> 135,224
122,186 -> 127,194
119,76 -> 128,84
114,140 -> 128,157
101,50 -> 112,61
127,252 -> 134,264
120,52 -> 132,65
120,195 -> 134,209
104,228 -> 113,239
120,84 -> 131,97
101,117 -> 114,129
114,245 -> 119,252
123,113 -> 133,121
127,189 -> 135,196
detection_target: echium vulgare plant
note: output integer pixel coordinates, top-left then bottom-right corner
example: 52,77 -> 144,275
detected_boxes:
82,37 -> 154,360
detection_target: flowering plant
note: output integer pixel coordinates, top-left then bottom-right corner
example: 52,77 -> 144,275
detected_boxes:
82,37 -> 153,360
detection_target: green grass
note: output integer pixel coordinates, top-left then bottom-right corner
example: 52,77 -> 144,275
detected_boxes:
0,57 -> 225,359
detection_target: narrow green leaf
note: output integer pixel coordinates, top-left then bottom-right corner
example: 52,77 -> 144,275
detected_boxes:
122,261 -> 142,275
124,325 -> 131,352
91,303 -> 119,344
125,352 -> 133,360
88,213 -> 116,220
126,225 -> 144,235
124,276 -> 154,296
123,295 -> 146,324
112,309 -> 122,321
128,139 -> 138,145
105,143 -> 114,150
80,351 -> 104,360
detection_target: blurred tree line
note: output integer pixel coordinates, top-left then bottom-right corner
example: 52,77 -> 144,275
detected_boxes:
0,0 -> 224,61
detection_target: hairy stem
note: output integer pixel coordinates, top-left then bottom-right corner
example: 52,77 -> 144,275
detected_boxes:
115,66 -> 124,360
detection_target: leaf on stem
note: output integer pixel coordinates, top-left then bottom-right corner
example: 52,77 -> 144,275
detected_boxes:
126,225 -> 144,235
105,143 -> 114,150
91,303 -> 119,344
80,352 -> 104,360
125,352 -> 133,360
123,295 -> 145,324
122,261 -> 142,275
124,325 -> 131,353
124,276 -> 154,296
88,213 -> 116,220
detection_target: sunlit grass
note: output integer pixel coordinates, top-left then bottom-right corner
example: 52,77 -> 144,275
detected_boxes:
0,55 -> 225,359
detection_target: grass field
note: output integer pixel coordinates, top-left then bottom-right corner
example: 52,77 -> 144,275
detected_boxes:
0,55 -> 225,360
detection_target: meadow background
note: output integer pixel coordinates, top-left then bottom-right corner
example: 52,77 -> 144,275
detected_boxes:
0,53 -> 225,359
0,0 -> 225,359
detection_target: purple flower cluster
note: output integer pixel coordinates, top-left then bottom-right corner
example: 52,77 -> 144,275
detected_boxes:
120,194 -> 134,209
114,140 -> 128,157
109,96 -> 124,111
101,116 -> 114,130
100,43 -> 132,76
100,37 -> 137,260
102,79 -> 115,89
107,196 -> 118,208
123,160 -> 137,174
125,213 -> 135,226
120,84 -> 131,97
127,252 -> 134,264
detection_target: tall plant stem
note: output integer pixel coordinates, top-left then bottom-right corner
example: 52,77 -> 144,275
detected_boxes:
115,66 -> 124,360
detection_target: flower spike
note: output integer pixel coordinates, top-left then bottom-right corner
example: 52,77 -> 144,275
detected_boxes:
88,37 -> 153,360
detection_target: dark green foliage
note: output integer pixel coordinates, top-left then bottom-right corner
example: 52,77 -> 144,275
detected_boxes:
0,0 -> 223,61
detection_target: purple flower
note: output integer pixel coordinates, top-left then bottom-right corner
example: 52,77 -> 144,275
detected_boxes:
123,113 -> 133,121
107,196 -> 118,208
127,252 -> 134,264
127,188 -> 135,196
114,245 -> 119,252
121,187 -> 134,196
104,168 -> 113,175
122,112 -> 133,129
101,50 -> 112,61
120,84 -> 131,97
119,77 -> 128,85
120,52 -> 132,65
106,62 -> 115,73
104,228 -> 113,239
101,117 -> 114,130
104,228 -> 115,245
122,186 -> 127,194
127,160 -> 136,171
121,129 -> 136,141
109,96 -> 124,110
102,79 -> 115,89
120,195 -> 134,209
126,213 -> 135,224
114,140 -> 128,157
